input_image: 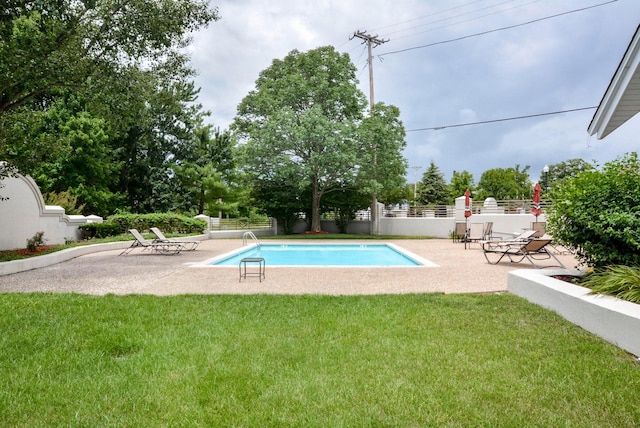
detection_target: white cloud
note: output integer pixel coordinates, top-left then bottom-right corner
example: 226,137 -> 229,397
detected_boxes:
188,0 -> 640,180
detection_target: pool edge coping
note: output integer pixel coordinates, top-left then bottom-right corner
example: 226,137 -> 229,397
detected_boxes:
190,242 -> 439,268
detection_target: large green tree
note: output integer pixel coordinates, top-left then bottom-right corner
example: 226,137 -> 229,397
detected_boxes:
0,0 -> 217,116
233,46 -> 369,232
476,165 -> 531,200
358,102 -> 408,227
113,74 -> 208,214
248,169 -> 305,235
26,68 -> 213,216
449,170 -> 475,202
29,94 -> 124,215
538,158 -> 593,193
322,182 -> 371,234
0,0 -> 219,176
174,125 -> 237,216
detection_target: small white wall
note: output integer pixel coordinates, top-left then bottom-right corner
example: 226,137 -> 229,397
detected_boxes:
285,212 -> 542,239
0,173 -> 102,250
380,217 -> 454,237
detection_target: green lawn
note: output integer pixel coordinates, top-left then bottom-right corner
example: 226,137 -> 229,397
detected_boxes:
1,293 -> 639,427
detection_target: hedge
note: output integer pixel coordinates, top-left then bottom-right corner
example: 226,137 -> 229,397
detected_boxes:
78,222 -> 122,239
79,214 -> 207,239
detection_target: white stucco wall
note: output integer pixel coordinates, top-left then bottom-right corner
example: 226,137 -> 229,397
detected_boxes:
509,269 -> 640,357
0,173 -> 102,250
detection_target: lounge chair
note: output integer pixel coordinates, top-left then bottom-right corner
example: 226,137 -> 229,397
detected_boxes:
119,229 -> 185,255
528,222 -> 572,254
150,227 -> 200,251
488,229 -> 537,244
481,237 -> 565,268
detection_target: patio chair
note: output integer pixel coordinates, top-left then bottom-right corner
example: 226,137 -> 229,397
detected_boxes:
150,227 -> 200,251
452,222 -> 467,243
119,229 -> 185,255
481,237 -> 565,268
482,222 -> 494,240
464,222 -> 484,249
531,222 -> 547,238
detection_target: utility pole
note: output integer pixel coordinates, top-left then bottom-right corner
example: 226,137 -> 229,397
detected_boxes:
351,30 -> 388,235
411,166 -> 422,206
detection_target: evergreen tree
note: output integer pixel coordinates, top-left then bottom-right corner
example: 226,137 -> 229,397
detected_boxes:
416,161 -> 449,205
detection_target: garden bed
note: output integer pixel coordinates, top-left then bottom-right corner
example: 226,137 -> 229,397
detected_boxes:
0,245 -> 57,260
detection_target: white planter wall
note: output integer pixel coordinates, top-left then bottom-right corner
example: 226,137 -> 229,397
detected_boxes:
508,269 -> 640,357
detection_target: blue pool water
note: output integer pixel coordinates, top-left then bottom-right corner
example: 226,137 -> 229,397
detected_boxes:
208,243 -> 425,267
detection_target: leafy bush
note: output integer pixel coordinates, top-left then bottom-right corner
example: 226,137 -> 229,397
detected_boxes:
106,213 -> 207,234
79,222 -> 122,239
582,265 -> 640,303
26,231 -> 46,252
79,214 -> 206,239
546,153 -> 640,268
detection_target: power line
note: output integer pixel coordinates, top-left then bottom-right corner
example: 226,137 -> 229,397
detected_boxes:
406,106 -> 597,132
389,0 -> 543,42
379,0 -> 618,57
370,0 -> 486,33
381,0 -> 526,39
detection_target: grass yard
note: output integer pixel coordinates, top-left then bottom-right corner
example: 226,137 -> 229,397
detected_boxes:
1,293 -> 639,427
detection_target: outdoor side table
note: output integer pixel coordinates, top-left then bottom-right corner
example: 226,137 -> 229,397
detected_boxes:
239,257 -> 265,282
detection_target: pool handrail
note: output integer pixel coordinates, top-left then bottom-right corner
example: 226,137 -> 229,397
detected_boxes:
242,231 -> 260,247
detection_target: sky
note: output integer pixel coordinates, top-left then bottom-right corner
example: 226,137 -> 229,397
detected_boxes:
186,0 -> 640,184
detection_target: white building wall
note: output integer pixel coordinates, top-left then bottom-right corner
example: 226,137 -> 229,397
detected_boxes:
0,173 -> 102,250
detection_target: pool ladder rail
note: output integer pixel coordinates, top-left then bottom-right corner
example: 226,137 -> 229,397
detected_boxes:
242,231 -> 260,247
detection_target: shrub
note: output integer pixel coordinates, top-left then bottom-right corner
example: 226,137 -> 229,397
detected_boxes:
106,213 -> 207,234
79,222 -> 122,239
546,153 -> 640,268
79,214 -> 207,239
26,231 -> 46,252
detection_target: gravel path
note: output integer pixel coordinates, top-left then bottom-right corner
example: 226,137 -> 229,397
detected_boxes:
0,239 -> 579,295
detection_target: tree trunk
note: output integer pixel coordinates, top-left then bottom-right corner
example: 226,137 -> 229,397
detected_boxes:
311,176 -> 322,232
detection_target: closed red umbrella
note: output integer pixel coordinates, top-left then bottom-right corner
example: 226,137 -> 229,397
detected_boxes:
531,183 -> 542,219
464,189 -> 472,219
464,189 -> 472,248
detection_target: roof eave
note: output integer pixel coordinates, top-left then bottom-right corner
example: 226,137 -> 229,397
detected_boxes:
588,24 -> 640,139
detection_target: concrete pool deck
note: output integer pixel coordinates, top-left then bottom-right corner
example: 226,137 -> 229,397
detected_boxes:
0,238 -> 580,296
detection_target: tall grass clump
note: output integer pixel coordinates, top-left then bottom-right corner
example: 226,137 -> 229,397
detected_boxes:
582,265 -> 640,303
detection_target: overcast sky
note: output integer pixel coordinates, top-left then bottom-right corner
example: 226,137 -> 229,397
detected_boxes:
187,0 -> 640,184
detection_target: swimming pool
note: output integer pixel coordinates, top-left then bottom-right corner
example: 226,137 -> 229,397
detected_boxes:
204,243 -> 437,267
